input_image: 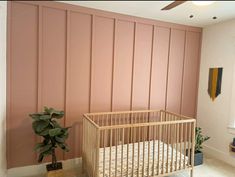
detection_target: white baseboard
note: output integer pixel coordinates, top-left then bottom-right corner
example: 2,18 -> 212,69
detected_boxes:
203,145 -> 235,167
7,158 -> 82,177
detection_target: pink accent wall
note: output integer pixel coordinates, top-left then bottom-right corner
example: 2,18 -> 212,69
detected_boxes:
7,1 -> 202,168
166,29 -> 186,113
181,32 -> 201,117
132,23 -> 153,110
150,27 -> 170,110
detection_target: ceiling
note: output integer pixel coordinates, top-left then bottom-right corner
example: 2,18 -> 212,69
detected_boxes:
62,1 -> 235,27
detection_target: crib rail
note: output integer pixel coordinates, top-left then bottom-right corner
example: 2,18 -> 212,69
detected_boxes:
83,110 -> 196,177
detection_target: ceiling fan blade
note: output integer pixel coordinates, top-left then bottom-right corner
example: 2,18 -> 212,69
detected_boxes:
161,1 -> 187,10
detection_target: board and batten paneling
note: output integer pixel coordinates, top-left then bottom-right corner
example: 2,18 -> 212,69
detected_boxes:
166,29 -> 186,113
132,23 -> 153,110
41,7 -> 67,161
7,1 -> 202,168
181,32 -> 201,117
7,2 -> 38,167
90,16 -> 114,112
65,12 -> 92,159
150,27 -> 170,110
112,20 -> 134,111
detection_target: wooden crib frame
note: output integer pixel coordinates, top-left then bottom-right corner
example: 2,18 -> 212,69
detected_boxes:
83,110 -> 196,177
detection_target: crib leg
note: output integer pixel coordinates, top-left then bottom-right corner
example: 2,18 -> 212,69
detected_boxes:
82,161 -> 85,174
190,169 -> 194,177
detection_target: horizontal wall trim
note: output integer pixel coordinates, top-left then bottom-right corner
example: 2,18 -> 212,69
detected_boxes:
16,1 -> 202,32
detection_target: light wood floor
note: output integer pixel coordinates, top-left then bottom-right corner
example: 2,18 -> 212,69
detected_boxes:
170,154 -> 235,177
89,154 -> 235,177
33,154 -> 235,177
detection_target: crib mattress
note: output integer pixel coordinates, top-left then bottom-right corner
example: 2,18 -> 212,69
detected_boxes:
99,140 -> 189,177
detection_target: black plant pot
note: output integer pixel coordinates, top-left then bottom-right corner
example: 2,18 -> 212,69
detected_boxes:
186,150 -> 203,166
46,162 -> 63,172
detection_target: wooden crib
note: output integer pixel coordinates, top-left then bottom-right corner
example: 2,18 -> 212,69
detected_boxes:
83,110 -> 196,177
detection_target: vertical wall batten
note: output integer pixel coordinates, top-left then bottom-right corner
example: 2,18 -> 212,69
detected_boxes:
37,5 -> 42,112
111,18 -> 116,111
130,22 -> 136,110
64,10 -> 70,159
180,31 -> 187,115
89,14 -> 94,113
164,29 -> 172,111
36,5 -> 43,161
148,25 -> 155,110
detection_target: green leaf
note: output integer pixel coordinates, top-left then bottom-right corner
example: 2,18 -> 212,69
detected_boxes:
39,114 -> 51,120
195,127 -> 210,152
55,136 -> 65,143
34,143 -> 44,152
32,120 -> 50,133
38,153 -> 44,163
51,111 -> 64,119
39,128 -> 50,136
58,143 -> 69,152
38,149 -> 52,163
49,128 -> 61,137
50,120 -> 61,128
40,144 -> 53,153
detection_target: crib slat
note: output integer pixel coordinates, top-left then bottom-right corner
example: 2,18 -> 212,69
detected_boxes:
175,122 -> 179,171
166,124 -> 168,173
131,126 -> 135,177
109,129 -> 112,177
179,123 -> 182,170
161,124 -> 165,175
188,122 -> 191,167
121,128 -> 124,177
191,122 -> 196,169
171,119 -> 175,172
115,129 -> 118,177
126,127 -> 130,177
152,125 -> 156,176
147,126 -> 151,176
184,123 -> 187,169
157,121 -> 161,175
103,130 -> 106,177
142,126 -> 145,176
95,128 -> 100,177
137,127 -> 140,176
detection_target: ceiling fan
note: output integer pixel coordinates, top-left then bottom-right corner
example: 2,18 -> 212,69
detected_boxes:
161,1 -> 215,10
161,1 -> 187,10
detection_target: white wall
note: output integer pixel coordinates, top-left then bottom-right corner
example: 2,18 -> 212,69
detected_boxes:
0,1 -> 7,177
197,19 -> 235,166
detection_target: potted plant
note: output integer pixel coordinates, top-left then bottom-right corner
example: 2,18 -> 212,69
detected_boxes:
194,127 -> 210,166
30,107 -> 70,177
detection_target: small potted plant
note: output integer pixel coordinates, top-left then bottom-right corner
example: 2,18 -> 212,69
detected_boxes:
194,127 -> 210,166
30,107 -> 70,177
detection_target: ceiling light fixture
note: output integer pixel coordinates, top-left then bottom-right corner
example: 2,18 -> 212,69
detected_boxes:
192,1 -> 215,6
